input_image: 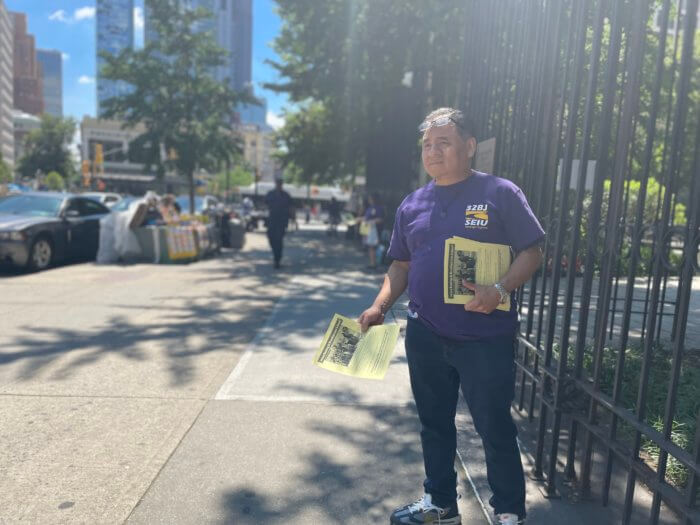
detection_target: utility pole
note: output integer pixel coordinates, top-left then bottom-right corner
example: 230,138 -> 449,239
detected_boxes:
225,158 -> 231,203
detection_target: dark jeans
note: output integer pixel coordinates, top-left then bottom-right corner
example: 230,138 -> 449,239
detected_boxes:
266,223 -> 286,265
404,316 -> 526,519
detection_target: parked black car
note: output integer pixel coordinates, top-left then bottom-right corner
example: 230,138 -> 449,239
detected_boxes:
0,192 -> 111,271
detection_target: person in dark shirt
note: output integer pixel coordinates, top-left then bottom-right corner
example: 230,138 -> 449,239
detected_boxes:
359,108 -> 544,525
328,197 -> 342,237
265,177 -> 293,269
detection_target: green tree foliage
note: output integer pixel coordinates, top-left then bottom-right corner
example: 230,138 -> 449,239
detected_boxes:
578,177 -> 687,275
17,115 -> 76,181
267,0 -> 469,204
269,1 -> 697,220
273,103 -> 343,186
45,171 -> 65,191
99,0 -> 254,213
209,164 -> 253,195
0,152 -> 12,184
631,2 -> 700,201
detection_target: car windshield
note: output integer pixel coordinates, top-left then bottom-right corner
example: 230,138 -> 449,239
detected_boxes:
0,194 -> 63,217
111,197 -> 137,212
176,196 -> 205,213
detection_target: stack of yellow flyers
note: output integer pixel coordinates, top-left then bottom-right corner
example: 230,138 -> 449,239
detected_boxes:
443,236 -> 512,311
312,314 -> 400,380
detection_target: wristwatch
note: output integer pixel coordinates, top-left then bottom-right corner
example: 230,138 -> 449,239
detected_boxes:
493,282 -> 509,304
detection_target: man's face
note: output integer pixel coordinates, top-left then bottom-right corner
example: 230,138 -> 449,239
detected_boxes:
421,123 -> 475,180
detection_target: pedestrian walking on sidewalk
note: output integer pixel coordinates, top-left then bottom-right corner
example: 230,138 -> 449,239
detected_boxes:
265,176 -> 293,269
358,108 -> 544,525
328,197 -> 342,237
363,193 -> 384,269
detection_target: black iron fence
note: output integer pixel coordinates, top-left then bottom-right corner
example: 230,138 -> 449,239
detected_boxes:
458,0 -> 699,523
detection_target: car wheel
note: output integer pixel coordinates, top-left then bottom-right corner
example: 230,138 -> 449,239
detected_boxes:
28,236 -> 53,271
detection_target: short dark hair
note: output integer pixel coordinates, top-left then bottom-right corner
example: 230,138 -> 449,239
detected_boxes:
420,107 -> 477,141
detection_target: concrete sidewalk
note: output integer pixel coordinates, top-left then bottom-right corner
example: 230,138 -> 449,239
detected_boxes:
2,224 -> 646,524
124,230 -> 489,524
0,225 -> 487,524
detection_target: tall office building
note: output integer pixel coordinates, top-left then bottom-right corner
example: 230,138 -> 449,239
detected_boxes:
145,0 -> 252,91
229,0 -> 251,92
238,93 -> 267,128
36,49 -> 62,117
0,1 -> 14,167
96,0 -> 134,117
10,12 -> 43,116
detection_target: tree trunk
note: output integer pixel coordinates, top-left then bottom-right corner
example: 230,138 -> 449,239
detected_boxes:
365,85 -> 422,219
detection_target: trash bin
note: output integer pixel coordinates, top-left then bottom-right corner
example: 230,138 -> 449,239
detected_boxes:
228,219 -> 245,249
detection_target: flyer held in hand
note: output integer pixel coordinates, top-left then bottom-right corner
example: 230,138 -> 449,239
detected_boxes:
312,314 -> 400,380
443,236 -> 512,311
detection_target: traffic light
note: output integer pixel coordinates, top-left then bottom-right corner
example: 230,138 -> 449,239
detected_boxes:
95,143 -> 104,166
81,159 -> 91,187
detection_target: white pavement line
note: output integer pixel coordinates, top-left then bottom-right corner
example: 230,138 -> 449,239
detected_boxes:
456,449 -> 494,525
212,393 -> 414,407
214,275 -> 304,400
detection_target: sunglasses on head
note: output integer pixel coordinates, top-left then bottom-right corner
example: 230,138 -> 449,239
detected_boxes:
418,115 -> 464,133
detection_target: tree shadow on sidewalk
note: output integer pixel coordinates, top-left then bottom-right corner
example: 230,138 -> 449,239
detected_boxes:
218,403 -> 424,525
0,228 -> 383,390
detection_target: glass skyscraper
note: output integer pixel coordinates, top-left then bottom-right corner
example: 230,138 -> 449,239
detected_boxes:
144,0 -> 252,92
238,96 -> 267,128
229,0 -> 252,93
96,0 -> 134,117
36,49 -> 62,117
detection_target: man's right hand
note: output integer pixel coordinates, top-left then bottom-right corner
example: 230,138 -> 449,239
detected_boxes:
358,305 -> 384,332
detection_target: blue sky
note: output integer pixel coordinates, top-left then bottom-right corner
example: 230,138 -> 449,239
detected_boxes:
5,0 -> 288,128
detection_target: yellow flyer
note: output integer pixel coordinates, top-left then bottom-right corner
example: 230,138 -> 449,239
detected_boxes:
443,236 -> 512,311
312,314 -> 400,380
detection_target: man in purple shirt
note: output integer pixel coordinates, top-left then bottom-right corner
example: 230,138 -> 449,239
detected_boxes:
359,108 -> 544,525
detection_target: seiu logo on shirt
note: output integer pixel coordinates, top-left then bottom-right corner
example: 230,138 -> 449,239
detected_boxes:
465,204 -> 489,228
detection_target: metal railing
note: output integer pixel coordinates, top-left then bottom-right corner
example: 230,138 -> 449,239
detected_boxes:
458,1 -> 699,523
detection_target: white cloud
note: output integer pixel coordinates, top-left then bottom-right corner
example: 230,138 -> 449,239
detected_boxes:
49,7 -> 95,24
49,10 -> 69,22
266,111 -> 285,130
62,53 -> 70,61
78,76 -> 95,85
133,7 -> 144,30
74,7 -> 96,21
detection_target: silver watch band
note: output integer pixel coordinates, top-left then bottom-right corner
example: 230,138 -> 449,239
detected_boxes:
493,282 -> 509,303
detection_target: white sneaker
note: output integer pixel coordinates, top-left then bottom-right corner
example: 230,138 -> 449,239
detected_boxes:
390,493 -> 461,524
496,513 -> 524,525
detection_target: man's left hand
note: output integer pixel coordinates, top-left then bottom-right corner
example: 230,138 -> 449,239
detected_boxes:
462,281 -> 501,314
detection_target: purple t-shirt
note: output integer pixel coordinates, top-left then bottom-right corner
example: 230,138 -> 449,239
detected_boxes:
388,171 -> 545,340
